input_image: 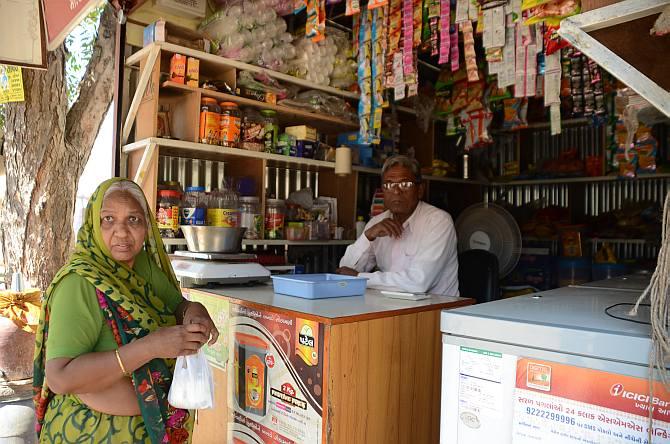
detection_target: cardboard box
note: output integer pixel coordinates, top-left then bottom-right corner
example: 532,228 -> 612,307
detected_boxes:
186,57 -> 199,87
286,125 -> 318,142
143,19 -> 210,52
169,54 -> 186,84
154,0 -> 206,19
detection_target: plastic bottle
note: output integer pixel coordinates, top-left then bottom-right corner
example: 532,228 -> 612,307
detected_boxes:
265,199 -> 285,239
207,184 -> 240,227
157,190 -> 182,238
355,216 -> 366,239
181,186 -> 207,226
239,196 -> 262,239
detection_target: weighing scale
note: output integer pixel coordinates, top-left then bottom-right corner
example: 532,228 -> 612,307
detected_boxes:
170,250 -> 271,288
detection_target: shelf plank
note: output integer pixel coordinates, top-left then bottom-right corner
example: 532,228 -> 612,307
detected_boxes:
243,239 -> 354,246
162,81 -> 358,134
352,166 -> 486,185
161,238 -> 353,246
124,137 -> 336,171
490,174 -> 670,186
127,41 -> 360,101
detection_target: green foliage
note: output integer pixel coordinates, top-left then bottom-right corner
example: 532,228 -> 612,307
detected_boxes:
65,6 -> 104,107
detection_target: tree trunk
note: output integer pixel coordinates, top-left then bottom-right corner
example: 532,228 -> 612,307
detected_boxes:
1,6 -> 117,290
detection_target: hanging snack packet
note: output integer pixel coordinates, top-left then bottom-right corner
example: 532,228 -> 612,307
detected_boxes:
544,24 -> 569,55
635,131 -> 658,175
368,0 -> 389,9
525,0 -> 579,25
615,146 -> 637,179
503,98 -> 528,130
346,0 -> 361,15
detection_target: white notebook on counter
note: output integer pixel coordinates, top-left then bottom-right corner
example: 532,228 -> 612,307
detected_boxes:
380,290 -> 431,301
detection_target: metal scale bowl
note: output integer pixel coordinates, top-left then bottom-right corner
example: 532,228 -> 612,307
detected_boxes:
171,226 -> 271,288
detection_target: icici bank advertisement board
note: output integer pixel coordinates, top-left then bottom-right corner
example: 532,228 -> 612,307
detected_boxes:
442,344 -> 670,444
513,358 -> 670,443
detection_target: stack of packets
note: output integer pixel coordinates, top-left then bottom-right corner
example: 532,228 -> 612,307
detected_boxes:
340,0 -> 583,149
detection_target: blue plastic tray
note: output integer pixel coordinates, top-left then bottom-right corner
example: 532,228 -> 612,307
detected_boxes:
271,274 -> 368,299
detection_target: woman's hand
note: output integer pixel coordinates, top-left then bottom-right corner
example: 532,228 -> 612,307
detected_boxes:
182,301 -> 220,346
142,324 -> 210,358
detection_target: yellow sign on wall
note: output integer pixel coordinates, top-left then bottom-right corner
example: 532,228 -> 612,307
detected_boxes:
0,65 -> 25,104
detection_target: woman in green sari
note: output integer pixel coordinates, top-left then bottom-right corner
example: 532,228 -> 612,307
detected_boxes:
33,178 -> 219,443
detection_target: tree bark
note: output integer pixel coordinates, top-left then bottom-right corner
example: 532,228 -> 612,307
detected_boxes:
1,5 -> 117,290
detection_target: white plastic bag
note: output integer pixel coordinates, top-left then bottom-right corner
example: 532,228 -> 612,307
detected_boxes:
168,349 -> 215,410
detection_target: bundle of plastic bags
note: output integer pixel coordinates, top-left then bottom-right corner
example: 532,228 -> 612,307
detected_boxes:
286,28 -> 356,88
199,0 -> 295,72
167,349 -> 215,410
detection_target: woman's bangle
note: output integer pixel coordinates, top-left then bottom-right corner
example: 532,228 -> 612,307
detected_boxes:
115,349 -> 132,378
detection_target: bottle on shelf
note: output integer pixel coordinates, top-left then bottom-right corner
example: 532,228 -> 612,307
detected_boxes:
239,196 -> 262,239
261,109 -> 279,154
207,181 -> 240,227
157,190 -> 182,238
181,186 -> 207,226
355,216 -> 366,239
199,98 -> 221,145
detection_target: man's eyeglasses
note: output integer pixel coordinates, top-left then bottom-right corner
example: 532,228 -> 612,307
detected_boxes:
382,181 -> 418,192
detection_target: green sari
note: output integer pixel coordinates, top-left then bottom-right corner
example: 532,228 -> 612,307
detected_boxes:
33,178 -> 193,444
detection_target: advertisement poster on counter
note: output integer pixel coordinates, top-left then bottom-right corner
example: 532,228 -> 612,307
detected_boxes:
512,358 -> 670,443
187,290 -> 230,370
227,302 -> 324,444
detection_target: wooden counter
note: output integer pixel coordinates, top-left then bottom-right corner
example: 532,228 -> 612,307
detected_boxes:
187,284 -> 473,444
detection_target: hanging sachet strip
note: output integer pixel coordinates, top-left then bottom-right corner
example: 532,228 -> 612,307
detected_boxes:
402,0 -> 414,75
438,0 -> 451,64
450,23 -> 459,71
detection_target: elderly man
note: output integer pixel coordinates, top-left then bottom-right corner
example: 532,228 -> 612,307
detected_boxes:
336,155 -> 459,296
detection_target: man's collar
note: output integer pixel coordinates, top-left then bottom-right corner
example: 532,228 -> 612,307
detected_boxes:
401,201 -> 423,230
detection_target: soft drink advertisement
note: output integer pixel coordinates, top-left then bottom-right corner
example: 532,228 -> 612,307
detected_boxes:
227,302 -> 324,444
513,358 -> 670,443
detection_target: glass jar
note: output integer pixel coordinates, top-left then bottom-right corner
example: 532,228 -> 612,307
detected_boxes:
158,180 -> 183,197
180,186 -> 207,226
265,198 -> 285,240
157,190 -> 182,238
207,185 -> 240,227
241,109 -> 265,152
199,98 -> 221,145
219,101 -> 241,148
260,109 -> 279,154
239,196 -> 262,239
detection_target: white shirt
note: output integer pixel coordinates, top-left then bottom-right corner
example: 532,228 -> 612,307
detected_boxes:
339,201 -> 460,296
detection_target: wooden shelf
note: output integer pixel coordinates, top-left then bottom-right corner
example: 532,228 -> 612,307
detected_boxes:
127,41 -> 360,101
353,166 -> 670,186
243,239 -> 354,246
123,137 -> 336,171
162,238 -> 353,247
490,118 -> 591,134
352,165 -> 486,185
489,173 -> 670,186
162,81 -> 358,134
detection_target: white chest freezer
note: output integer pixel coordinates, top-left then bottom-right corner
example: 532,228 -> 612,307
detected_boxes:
440,286 -> 670,444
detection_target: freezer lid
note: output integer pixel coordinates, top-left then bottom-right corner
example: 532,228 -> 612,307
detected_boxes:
441,286 -> 652,366
574,272 -> 651,291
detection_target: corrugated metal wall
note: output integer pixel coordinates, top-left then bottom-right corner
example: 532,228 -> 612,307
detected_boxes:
585,178 -> 670,216
158,156 -> 320,198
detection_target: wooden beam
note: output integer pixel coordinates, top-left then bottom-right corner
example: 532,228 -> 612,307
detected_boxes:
567,0 -> 669,31
559,0 -> 670,118
133,142 -> 157,188
121,45 -> 160,145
